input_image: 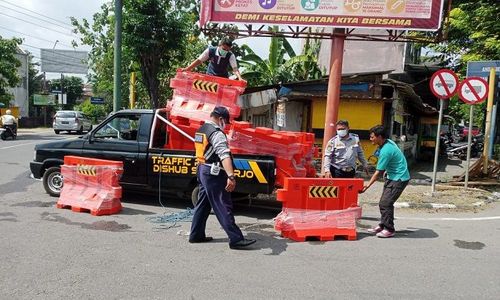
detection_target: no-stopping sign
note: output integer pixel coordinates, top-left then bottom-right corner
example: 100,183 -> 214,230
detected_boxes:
429,69 -> 459,99
458,77 -> 489,105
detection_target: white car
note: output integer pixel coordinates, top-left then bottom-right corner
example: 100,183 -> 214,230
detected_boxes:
53,111 -> 93,134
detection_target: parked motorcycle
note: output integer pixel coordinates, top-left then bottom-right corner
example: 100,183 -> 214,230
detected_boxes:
0,124 -> 17,140
444,134 -> 482,160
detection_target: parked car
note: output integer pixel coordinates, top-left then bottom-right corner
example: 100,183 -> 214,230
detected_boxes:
53,110 -> 92,134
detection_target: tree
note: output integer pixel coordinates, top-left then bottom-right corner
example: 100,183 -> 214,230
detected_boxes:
422,0 -> 499,125
74,99 -> 106,123
0,36 -> 22,106
50,76 -> 83,109
239,27 -> 324,86
71,0 -> 202,109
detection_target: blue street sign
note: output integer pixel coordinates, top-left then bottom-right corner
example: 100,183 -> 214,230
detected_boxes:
91,97 -> 105,104
466,61 -> 500,78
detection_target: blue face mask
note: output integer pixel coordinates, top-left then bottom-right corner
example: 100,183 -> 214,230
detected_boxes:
219,48 -> 228,57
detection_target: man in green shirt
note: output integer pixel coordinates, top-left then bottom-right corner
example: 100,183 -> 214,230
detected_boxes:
360,125 -> 410,238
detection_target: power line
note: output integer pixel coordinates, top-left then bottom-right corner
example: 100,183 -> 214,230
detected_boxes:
0,25 -> 74,48
0,0 -> 73,27
0,3 -> 74,32
0,12 -> 77,38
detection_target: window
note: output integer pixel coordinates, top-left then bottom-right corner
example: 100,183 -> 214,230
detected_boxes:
56,112 -> 75,118
94,115 -> 141,141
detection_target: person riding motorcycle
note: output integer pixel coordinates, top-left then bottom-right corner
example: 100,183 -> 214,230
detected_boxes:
1,109 -> 18,138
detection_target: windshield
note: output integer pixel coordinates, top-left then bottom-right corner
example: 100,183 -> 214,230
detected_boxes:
56,112 -> 76,118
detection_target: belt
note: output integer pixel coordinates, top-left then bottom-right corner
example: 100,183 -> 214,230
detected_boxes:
335,166 -> 354,172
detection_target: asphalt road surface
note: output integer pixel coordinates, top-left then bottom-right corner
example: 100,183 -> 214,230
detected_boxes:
1,129 -> 499,299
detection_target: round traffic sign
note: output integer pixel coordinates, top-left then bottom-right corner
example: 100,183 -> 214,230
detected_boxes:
458,77 -> 489,105
429,69 -> 459,99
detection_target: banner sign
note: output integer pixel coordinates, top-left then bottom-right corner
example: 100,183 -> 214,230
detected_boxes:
201,0 -> 444,31
33,94 -> 57,106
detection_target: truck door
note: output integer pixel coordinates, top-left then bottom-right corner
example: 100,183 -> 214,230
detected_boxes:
82,113 -> 147,185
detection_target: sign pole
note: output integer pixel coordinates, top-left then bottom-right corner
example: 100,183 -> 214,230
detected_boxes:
464,105 -> 474,189
431,98 -> 444,193
483,67 -> 497,173
322,29 -> 345,172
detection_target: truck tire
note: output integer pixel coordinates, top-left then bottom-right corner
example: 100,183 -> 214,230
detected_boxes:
43,166 -> 63,197
191,185 -> 200,207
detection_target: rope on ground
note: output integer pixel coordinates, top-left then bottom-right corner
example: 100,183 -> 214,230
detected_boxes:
146,208 -> 194,230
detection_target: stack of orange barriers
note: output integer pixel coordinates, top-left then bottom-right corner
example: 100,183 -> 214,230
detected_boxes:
275,177 -> 363,241
57,156 -> 123,216
228,122 -> 317,187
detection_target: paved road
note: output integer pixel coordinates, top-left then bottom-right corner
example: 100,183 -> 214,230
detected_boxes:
1,130 -> 499,299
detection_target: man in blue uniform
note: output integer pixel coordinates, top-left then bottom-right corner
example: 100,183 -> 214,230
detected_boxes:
183,37 -> 243,80
189,106 -> 256,249
360,125 -> 410,238
323,120 -> 369,178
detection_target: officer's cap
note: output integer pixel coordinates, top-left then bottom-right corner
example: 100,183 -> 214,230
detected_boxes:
211,106 -> 230,123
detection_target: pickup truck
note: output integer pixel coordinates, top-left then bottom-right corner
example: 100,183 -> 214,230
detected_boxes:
30,109 -> 276,205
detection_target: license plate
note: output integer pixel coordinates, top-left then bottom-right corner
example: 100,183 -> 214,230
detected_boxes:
62,121 -> 69,124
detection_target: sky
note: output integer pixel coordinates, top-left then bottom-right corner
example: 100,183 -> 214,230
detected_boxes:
0,0 -> 299,81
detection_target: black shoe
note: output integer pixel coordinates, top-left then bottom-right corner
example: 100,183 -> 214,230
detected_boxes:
189,236 -> 213,243
229,238 -> 256,250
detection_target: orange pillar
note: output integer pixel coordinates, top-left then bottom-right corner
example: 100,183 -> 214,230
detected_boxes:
322,30 -> 346,170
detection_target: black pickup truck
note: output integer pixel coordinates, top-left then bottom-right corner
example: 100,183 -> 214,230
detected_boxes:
30,109 -> 276,205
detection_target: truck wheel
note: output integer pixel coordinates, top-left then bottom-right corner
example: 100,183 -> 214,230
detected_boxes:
191,185 -> 200,207
43,166 -> 63,197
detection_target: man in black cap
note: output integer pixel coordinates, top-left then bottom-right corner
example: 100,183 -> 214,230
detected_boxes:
189,106 -> 256,249
183,37 -> 243,80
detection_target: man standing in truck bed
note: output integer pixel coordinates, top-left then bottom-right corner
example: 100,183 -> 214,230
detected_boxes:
183,37 -> 243,80
189,106 -> 256,250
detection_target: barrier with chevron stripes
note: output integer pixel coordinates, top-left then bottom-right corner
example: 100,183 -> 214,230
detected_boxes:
193,79 -> 218,93
275,177 -> 364,242
57,156 -> 124,216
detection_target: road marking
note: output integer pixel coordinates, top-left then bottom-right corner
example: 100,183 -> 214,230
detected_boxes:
0,137 -> 73,150
364,215 -> 500,221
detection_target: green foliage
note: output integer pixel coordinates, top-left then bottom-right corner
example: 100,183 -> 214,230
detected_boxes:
0,36 -> 22,103
74,99 -> 106,123
71,0 -> 203,109
239,27 -> 324,87
421,0 -> 499,124
50,76 -> 84,109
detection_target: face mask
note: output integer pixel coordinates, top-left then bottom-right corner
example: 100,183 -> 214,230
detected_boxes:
219,119 -> 226,129
337,129 -> 348,137
219,48 -> 228,57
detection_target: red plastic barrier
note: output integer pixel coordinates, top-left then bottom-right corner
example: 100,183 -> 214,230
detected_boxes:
57,156 -> 123,216
275,207 -> 361,241
277,177 -> 363,210
274,177 -> 363,242
167,70 -> 246,122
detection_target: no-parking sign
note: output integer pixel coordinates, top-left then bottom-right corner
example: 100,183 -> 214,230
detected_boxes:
429,69 -> 459,99
458,77 -> 489,105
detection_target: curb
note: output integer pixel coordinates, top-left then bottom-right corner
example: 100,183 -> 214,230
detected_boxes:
362,199 -> 498,210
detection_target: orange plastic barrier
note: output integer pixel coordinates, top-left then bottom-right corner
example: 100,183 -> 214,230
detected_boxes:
57,156 -> 123,216
167,70 -> 246,122
228,121 -> 317,186
275,207 -> 361,241
274,177 -> 363,241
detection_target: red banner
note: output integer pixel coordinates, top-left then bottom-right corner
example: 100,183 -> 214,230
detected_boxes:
201,0 -> 444,31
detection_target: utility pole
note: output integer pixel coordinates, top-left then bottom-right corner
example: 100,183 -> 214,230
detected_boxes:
113,0 -> 123,112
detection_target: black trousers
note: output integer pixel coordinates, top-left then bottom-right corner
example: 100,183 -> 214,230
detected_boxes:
330,166 -> 356,178
379,179 -> 409,232
190,165 -> 244,245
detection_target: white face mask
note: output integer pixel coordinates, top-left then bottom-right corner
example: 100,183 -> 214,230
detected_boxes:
219,119 -> 226,129
337,129 -> 348,137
